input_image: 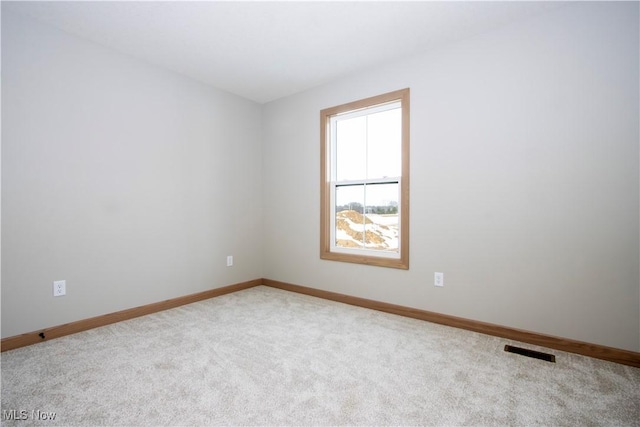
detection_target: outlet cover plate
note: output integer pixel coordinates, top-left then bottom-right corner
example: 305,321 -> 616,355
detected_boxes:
53,280 -> 66,296
434,272 -> 444,287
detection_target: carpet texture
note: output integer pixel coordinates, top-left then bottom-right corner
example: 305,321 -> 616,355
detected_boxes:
2,285 -> 639,426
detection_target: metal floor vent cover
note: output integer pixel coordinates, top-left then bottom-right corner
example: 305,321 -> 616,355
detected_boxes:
504,345 -> 556,363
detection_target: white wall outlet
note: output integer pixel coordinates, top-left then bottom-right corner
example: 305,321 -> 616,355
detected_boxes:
53,280 -> 66,296
226,255 -> 233,267
434,272 -> 444,287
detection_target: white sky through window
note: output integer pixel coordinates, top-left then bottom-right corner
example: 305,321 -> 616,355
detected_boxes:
335,106 -> 401,207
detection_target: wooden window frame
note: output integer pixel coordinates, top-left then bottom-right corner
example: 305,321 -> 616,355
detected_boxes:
320,88 -> 410,269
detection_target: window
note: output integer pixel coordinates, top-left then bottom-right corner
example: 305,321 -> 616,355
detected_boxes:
320,88 -> 409,269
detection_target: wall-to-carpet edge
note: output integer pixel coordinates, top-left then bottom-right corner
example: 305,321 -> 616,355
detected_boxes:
3,278 -> 639,368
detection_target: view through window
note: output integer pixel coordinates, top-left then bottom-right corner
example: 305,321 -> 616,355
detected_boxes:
320,88 -> 409,269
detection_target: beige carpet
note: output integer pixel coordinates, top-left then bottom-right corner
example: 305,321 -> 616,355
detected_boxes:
2,285 -> 639,426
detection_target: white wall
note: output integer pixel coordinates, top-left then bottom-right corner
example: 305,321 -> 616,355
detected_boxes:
1,11 -> 263,338
2,2 -> 639,353
262,2 -> 640,351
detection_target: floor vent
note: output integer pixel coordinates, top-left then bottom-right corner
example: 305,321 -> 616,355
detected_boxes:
504,345 -> 556,363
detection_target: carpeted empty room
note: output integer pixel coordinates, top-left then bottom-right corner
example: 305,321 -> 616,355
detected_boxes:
3,1 -> 640,426
2,286 -> 639,426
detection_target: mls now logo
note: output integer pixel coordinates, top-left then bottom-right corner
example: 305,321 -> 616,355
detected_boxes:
2,409 -> 57,421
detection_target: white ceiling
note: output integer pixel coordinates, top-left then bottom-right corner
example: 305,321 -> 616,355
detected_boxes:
4,1 -> 566,104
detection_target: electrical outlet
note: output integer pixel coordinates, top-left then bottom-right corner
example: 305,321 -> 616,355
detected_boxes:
53,280 -> 66,297
226,255 -> 233,267
434,272 -> 444,287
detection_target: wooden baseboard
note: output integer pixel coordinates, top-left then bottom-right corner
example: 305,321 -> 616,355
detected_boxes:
1,279 -> 262,352
4,277 -> 639,368
263,279 -> 640,368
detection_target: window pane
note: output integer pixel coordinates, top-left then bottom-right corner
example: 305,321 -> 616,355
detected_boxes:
334,183 -> 399,252
367,108 -> 401,179
336,116 -> 366,181
335,185 -> 365,249
364,183 -> 399,252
